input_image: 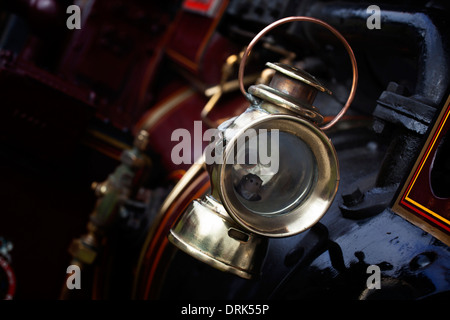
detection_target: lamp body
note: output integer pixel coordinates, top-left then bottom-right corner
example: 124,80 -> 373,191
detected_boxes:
169,63 -> 339,278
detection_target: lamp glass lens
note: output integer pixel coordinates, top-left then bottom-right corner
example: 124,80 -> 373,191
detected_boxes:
231,131 -> 317,215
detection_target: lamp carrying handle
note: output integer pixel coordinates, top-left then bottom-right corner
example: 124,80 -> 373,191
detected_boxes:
238,16 -> 358,131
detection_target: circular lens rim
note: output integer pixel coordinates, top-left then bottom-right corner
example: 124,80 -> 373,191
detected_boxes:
219,114 -> 339,237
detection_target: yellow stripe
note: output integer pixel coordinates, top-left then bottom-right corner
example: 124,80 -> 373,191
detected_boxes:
406,107 -> 450,197
404,103 -> 450,224
406,197 -> 450,225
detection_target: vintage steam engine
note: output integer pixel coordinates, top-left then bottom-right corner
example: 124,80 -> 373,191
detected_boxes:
0,0 -> 448,301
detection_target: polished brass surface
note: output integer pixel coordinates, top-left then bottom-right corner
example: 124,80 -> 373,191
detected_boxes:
218,113 -> 339,237
168,195 -> 268,279
270,71 -> 318,105
249,84 -> 324,124
267,62 -> 332,99
168,16 -> 357,280
238,16 -> 358,131
247,62 -> 327,124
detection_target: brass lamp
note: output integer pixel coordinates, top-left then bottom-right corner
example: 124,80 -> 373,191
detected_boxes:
169,16 -> 358,279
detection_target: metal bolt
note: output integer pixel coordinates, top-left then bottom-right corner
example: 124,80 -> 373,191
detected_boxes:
342,187 -> 364,207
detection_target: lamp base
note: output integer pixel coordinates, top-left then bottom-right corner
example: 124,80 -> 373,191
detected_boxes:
168,195 -> 268,279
